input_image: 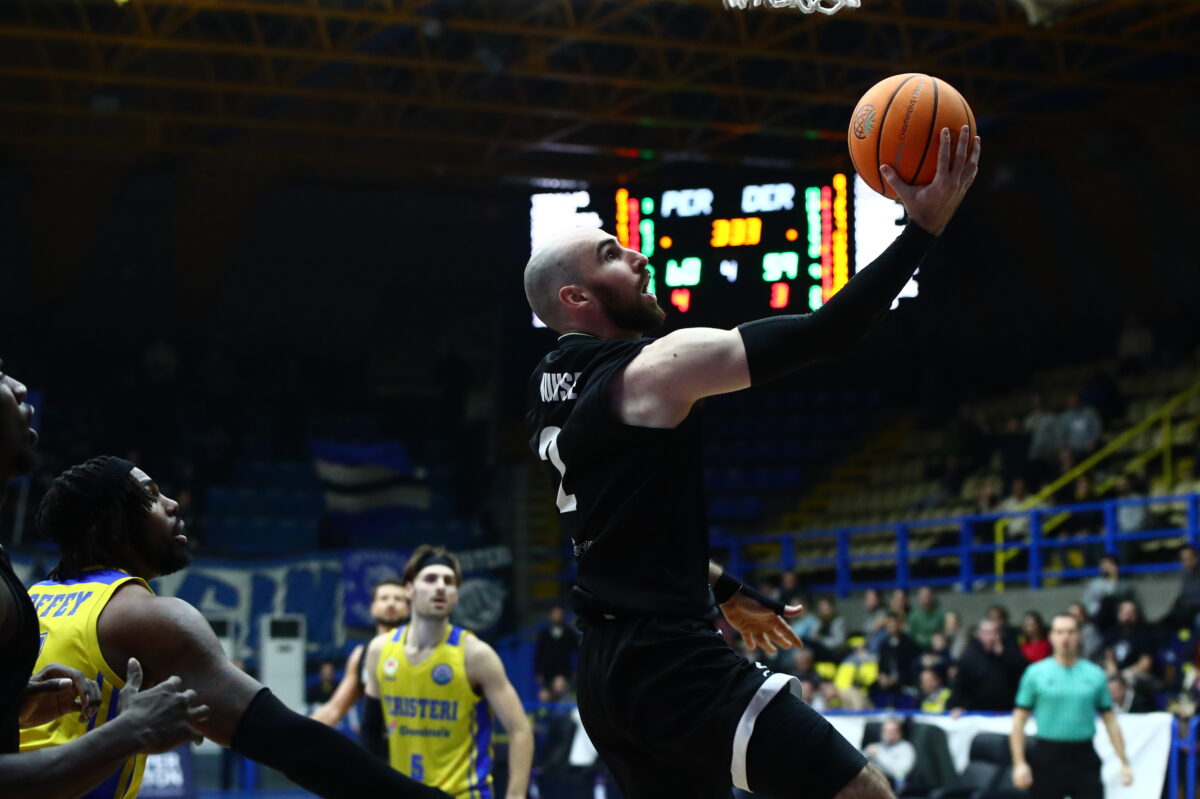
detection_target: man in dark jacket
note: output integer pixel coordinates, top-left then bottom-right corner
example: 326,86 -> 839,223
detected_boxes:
534,606 -> 580,686
948,619 -> 1027,712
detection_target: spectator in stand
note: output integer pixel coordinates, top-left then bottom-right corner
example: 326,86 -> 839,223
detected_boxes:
907,587 -> 945,650
996,477 -> 1034,537
996,416 -> 1030,493
949,619 -> 1028,713
1067,602 -> 1105,662
1082,554 -> 1136,631
1059,393 -> 1102,458
306,662 -> 338,705
1166,545 -> 1200,633
917,632 -> 953,679
987,605 -> 1021,649
1103,600 -> 1157,689
813,598 -> 847,658
1019,612 -> 1051,663
534,606 -> 580,686
1107,674 -> 1156,714
1116,313 -> 1155,375
779,570 -> 800,600
788,648 -> 823,684
1024,394 -> 1061,485
1058,474 -> 1105,540
789,593 -> 820,646
874,613 -> 920,707
1113,475 -> 1148,535
888,588 -> 909,618
864,719 -> 917,792
942,611 -> 969,661
918,668 -> 951,713
863,589 -> 889,653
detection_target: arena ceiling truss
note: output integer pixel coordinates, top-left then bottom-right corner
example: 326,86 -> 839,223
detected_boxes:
0,0 -> 1197,184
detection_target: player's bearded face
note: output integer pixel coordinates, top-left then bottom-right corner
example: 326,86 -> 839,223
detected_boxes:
589,275 -> 665,334
131,468 -> 192,578
371,588 -> 409,627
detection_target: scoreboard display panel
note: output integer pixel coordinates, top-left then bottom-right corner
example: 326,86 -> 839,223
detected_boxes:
530,174 -> 915,329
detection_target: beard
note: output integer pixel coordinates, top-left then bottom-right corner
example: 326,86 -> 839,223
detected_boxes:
373,611 -> 407,628
135,520 -> 193,577
590,280 -> 665,334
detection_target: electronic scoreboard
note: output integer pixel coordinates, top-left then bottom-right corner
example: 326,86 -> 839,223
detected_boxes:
530,174 -> 915,329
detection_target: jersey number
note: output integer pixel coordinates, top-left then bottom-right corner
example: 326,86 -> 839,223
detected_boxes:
538,426 -> 577,513
410,753 -> 424,781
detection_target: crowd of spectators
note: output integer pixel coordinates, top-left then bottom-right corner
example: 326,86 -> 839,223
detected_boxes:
729,545 -> 1200,724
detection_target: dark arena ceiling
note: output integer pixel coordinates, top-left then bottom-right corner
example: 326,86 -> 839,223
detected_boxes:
1,0 -> 1198,186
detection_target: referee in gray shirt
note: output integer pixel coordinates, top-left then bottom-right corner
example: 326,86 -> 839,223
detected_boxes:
1010,612 -> 1133,798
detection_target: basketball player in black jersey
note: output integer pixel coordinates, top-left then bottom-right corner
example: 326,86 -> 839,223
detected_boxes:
0,361 -> 208,799
525,127 -> 980,799
310,579 -> 408,749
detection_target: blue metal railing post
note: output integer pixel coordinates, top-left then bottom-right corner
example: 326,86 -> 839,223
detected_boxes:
1103,501 -> 1118,557
835,529 -> 851,599
781,533 -> 796,574
959,520 -> 973,592
1188,494 -> 1200,549
1189,716 -> 1200,799
1028,511 -> 1043,590
1170,719 -> 1179,799
726,537 -> 743,582
896,523 -> 910,589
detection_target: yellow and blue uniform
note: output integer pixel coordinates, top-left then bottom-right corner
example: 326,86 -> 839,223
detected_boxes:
20,568 -> 151,799
377,625 -> 493,799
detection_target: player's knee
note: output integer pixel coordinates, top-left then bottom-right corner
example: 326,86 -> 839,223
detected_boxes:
833,764 -> 896,799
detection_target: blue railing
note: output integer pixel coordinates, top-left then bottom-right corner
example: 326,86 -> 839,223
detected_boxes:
710,493 -> 1199,597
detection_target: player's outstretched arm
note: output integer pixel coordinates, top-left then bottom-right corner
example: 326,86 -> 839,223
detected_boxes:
103,590 -> 449,798
618,127 -> 980,428
310,644 -> 365,727
465,636 -> 534,799
0,657 -> 208,799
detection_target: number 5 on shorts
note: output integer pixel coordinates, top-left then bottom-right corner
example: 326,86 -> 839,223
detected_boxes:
410,753 -> 424,781
538,426 -> 577,513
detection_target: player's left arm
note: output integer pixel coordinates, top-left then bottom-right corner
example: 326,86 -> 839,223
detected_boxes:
1099,710 -> 1133,786
465,636 -> 533,799
707,561 -> 803,654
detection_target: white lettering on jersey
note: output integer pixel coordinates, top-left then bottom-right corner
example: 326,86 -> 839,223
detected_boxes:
540,371 -> 582,402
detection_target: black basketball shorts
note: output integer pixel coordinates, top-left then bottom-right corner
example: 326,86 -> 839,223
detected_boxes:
576,615 -> 867,799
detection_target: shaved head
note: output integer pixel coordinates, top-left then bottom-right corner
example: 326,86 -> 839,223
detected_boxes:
525,226 -> 664,336
524,227 -> 603,332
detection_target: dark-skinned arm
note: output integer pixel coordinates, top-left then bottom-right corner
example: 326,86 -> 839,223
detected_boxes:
0,658 -> 208,799
99,585 -> 448,798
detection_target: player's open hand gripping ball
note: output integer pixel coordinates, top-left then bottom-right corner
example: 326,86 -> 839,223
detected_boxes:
882,125 -> 980,236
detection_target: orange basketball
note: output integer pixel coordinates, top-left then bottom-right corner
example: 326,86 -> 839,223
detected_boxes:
848,73 -> 976,200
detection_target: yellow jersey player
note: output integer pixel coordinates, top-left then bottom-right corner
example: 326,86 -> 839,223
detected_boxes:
26,456 -> 449,799
363,546 -> 533,799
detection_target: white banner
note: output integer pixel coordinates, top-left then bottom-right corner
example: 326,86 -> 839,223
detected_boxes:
830,712 -> 1173,799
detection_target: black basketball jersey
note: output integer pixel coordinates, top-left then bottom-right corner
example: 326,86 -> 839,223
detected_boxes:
0,544 -> 40,754
527,333 -> 712,618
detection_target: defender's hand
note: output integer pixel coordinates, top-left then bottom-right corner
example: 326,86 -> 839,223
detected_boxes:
721,594 -> 804,654
1012,763 -> 1033,790
20,663 -> 102,727
115,658 -> 210,753
1118,764 -> 1133,786
882,125 -> 981,236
